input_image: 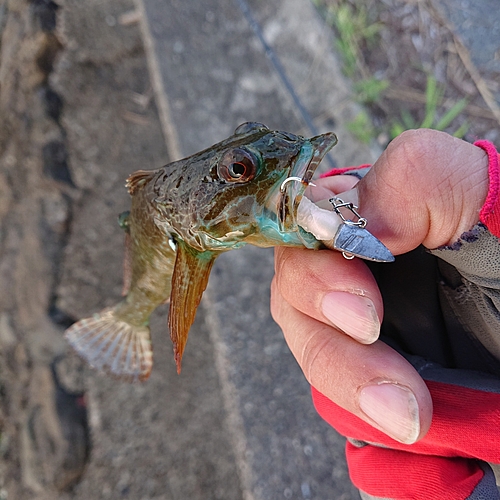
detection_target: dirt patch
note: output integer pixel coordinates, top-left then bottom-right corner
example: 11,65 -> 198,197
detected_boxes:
0,0 -> 87,497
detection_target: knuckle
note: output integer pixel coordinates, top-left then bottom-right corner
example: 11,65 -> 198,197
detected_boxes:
378,129 -> 447,199
388,129 -> 446,173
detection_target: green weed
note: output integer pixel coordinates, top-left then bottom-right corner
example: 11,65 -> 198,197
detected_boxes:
390,76 -> 469,139
346,110 -> 375,144
353,77 -> 389,104
326,2 -> 382,78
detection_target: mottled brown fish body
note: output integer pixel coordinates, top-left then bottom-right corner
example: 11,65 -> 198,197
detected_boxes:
65,170 -> 176,382
65,123 -> 337,381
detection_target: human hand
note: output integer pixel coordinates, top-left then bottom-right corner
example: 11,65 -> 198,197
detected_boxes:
271,128 -> 490,444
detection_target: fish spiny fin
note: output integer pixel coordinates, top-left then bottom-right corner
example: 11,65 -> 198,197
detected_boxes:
169,240 -> 217,374
65,308 -> 153,382
126,170 -> 156,195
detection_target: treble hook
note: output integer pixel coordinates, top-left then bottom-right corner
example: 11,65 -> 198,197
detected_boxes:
280,176 -> 316,193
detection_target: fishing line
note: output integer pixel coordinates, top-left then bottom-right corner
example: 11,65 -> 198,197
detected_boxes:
234,0 -> 337,169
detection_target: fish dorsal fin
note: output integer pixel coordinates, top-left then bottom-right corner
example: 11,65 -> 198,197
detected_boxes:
169,240 -> 217,373
126,170 -> 156,195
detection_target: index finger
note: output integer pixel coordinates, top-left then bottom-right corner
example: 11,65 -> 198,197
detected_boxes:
274,247 -> 383,344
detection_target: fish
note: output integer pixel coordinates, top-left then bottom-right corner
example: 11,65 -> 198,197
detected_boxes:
65,122 -> 338,382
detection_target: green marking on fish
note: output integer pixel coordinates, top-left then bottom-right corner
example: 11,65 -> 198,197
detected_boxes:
118,211 -> 130,232
65,122 -> 337,382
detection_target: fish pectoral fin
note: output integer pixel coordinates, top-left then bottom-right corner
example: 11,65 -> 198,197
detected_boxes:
65,308 -> 153,383
169,241 -> 217,374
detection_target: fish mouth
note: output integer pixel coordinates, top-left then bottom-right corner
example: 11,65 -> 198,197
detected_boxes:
278,132 -> 337,232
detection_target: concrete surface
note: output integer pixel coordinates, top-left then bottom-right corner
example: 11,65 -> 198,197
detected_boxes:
438,0 -> 500,75
437,0 -> 500,118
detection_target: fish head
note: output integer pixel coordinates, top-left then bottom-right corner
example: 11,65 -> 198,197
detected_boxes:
167,122 -> 337,250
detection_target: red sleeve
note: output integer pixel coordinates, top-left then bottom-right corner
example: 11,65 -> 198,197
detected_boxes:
476,140 -> 500,238
312,379 -> 500,499
313,381 -> 500,462
320,164 -> 372,177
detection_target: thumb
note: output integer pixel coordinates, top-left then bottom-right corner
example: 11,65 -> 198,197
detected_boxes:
352,129 -> 489,254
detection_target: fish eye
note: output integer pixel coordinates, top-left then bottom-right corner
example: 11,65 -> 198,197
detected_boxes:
218,148 -> 258,183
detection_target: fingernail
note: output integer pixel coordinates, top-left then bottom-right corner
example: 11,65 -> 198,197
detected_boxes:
321,292 -> 380,343
358,382 -> 420,444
